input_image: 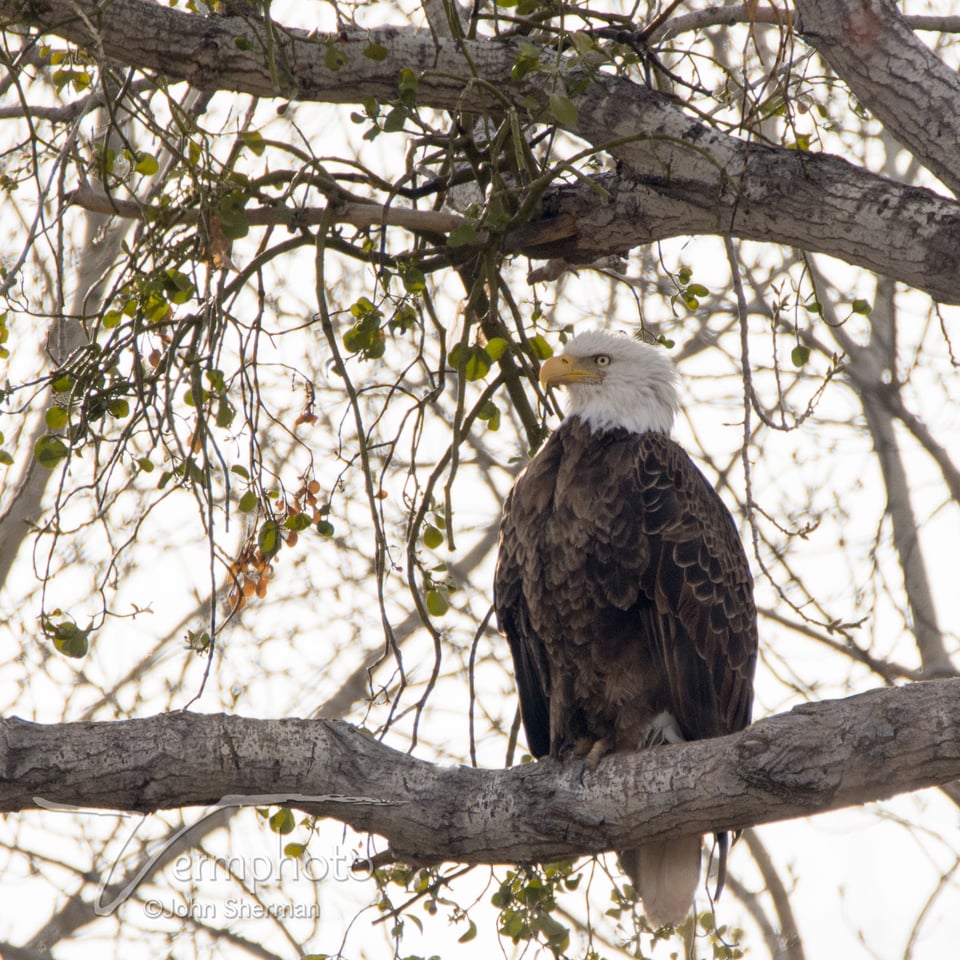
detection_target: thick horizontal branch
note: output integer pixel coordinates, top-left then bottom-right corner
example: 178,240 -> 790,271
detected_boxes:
519,148 -> 960,307
7,0 -> 960,300
2,679 -> 959,865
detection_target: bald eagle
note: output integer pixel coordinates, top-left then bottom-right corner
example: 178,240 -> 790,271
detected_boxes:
494,330 -> 757,925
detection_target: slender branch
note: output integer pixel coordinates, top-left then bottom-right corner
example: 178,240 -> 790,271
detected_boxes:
744,828 -> 805,960
67,184 -> 471,236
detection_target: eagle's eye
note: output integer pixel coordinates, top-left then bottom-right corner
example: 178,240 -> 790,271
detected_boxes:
594,354 -> 611,367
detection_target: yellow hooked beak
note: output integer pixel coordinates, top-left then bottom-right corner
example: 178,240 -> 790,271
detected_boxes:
538,354 -> 603,389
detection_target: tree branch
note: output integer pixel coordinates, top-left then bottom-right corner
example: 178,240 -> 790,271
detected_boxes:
67,184 -> 473,237
7,0 -> 960,301
3,679 -> 960,865
795,0 -> 960,196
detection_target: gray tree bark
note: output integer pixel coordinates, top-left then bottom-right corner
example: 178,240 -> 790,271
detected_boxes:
3,679 -> 959,865
795,0 -> 960,196
5,0 -> 960,302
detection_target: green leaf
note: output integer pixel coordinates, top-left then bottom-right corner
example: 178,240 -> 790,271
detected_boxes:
219,195 -> 250,240
382,107 -> 406,133
476,399 -> 501,431
108,398 -> 130,418
363,42 -> 389,61
284,842 -> 307,857
349,296 -> 380,319
44,407 -> 68,430
134,152 -> 159,175
164,268 -> 195,302
240,131 -> 265,156
389,303 -> 417,333
34,434 -> 69,469
102,309 -> 122,329
528,334 -> 553,360
791,344 -> 811,367
758,95 -> 786,119
397,67 -> 418,106
52,374 -> 74,393
484,337 -> 508,362
447,223 -> 477,247
851,298 -> 872,315
463,347 -> 492,381
284,512 -> 312,531
0,450 -> 13,466
422,525 -> 444,549
426,588 -> 449,617
258,520 -> 280,558
324,43 -> 349,71
400,264 -> 425,294
215,398 -> 235,429
269,807 -> 296,835
53,629 -> 89,658
450,343 -> 492,380
238,490 -> 258,512
143,292 -> 170,323
316,519 -> 335,538
547,92 -> 578,126
342,326 -> 365,354
511,52 -> 539,82
45,617 -> 91,658
458,918 -> 478,943
568,31 -> 596,56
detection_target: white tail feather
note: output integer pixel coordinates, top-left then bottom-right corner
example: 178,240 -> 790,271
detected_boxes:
620,835 -> 701,927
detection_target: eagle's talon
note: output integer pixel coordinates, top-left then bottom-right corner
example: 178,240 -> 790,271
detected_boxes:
583,737 -> 611,772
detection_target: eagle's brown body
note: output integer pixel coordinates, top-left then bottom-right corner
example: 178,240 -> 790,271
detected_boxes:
495,415 -> 757,923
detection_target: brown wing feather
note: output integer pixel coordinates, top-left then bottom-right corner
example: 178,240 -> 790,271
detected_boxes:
494,430 -> 564,759
631,432 -> 757,740
496,419 -> 756,759
495,418 -> 757,916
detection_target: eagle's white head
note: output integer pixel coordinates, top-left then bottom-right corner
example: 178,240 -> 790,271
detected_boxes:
538,330 -> 679,435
